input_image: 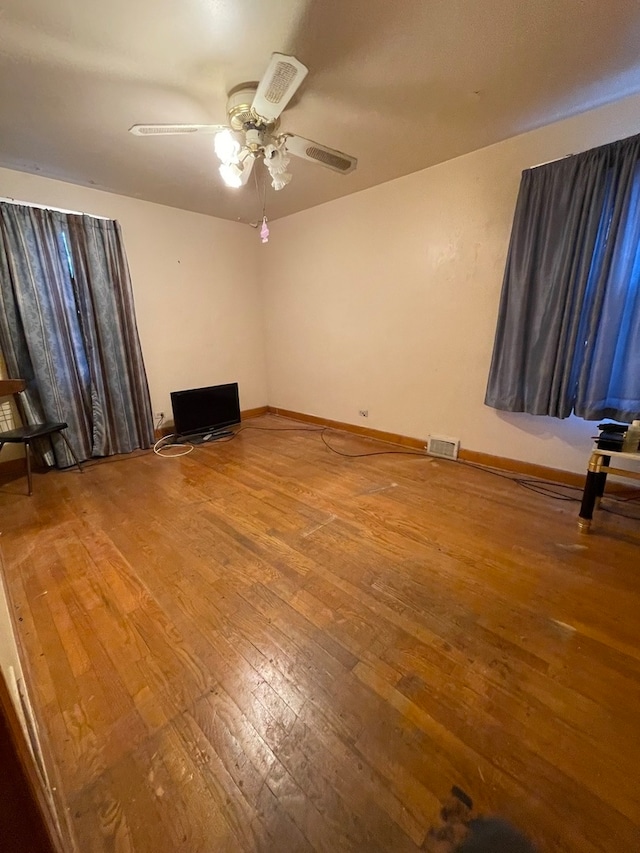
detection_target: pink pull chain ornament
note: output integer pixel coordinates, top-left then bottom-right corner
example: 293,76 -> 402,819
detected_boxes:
260,216 -> 269,243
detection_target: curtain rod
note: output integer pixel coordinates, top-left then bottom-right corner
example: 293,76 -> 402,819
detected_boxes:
0,195 -> 109,220
528,151 -> 575,170
530,129 -> 640,170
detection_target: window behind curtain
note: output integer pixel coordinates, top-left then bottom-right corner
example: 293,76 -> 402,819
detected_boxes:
485,133 -> 640,423
0,202 -> 154,466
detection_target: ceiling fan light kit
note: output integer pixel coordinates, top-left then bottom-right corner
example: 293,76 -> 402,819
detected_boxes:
214,128 -> 240,165
217,136 -> 255,188
263,141 -> 292,191
218,161 -> 243,189
129,51 -> 358,196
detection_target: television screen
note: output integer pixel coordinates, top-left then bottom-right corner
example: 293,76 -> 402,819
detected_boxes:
170,382 -> 240,437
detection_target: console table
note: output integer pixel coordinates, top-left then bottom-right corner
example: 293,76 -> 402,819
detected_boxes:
578,447 -> 640,532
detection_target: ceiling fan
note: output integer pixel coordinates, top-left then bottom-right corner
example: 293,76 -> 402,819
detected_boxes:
129,53 -> 358,192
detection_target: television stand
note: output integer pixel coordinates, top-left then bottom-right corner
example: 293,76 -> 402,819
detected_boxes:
187,429 -> 233,445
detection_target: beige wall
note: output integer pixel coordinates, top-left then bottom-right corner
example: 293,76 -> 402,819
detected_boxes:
0,168 -> 267,420
3,91 -> 640,475
260,92 -> 640,474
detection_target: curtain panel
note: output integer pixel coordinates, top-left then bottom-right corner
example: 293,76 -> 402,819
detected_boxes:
485,133 -> 640,422
66,215 -> 155,457
0,203 -> 154,466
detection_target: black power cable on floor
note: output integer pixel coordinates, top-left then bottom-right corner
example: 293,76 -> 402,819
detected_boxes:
211,423 -> 430,457
457,458 -> 640,519
154,421 -> 640,520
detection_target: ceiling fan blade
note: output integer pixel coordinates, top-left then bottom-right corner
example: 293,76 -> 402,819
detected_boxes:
129,124 -> 228,136
251,53 -> 308,123
282,134 -> 357,174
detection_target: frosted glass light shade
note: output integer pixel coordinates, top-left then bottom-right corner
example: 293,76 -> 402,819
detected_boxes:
214,129 -> 240,164
219,162 -> 243,188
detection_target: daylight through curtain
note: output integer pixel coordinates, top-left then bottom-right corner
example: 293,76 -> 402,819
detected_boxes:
485,133 -> 640,422
0,202 -> 154,466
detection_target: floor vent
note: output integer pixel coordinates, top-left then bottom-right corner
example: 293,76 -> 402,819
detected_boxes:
426,435 -> 460,460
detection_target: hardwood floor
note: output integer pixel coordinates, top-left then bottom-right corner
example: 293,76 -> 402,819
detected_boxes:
1,415 -> 639,852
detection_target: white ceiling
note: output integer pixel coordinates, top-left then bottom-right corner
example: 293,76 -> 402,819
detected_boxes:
2,0 -> 640,223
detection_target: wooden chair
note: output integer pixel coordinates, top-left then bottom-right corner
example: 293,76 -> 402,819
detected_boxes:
0,379 -> 83,495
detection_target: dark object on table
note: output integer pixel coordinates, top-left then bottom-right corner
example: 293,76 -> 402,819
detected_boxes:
596,422 -> 626,451
579,420 -> 640,531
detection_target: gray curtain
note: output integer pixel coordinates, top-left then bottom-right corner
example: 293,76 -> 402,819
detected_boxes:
485,133 -> 640,422
0,203 -> 154,465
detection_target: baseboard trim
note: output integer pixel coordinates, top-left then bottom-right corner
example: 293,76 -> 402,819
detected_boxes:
242,405 -> 269,420
267,407 -> 425,450
458,448 -> 584,488
267,406 -> 597,488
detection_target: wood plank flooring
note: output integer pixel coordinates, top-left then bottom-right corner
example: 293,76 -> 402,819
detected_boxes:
1,415 -> 639,852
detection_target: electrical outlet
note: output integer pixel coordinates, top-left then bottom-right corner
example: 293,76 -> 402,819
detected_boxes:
359,409 -> 369,418
155,411 -> 165,421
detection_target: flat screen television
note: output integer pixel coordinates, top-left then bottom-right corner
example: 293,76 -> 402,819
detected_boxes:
170,382 -> 240,439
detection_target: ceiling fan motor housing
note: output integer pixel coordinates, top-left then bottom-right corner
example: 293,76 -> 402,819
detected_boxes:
227,85 -> 278,132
